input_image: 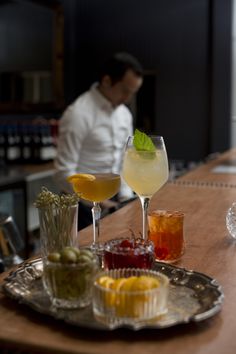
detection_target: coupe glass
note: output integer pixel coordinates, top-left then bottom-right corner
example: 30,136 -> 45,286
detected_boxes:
68,173 -> 121,252
122,135 -> 169,240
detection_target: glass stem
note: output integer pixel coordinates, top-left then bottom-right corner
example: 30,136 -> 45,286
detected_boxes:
91,202 -> 101,249
140,197 -> 150,241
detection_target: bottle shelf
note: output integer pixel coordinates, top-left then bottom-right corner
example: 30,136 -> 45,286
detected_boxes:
0,118 -> 58,165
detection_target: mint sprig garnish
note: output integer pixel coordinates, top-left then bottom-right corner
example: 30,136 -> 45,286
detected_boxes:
133,129 -> 155,152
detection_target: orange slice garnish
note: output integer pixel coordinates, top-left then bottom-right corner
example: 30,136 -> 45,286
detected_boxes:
130,276 -> 160,291
67,173 -> 96,183
97,276 -> 114,289
119,276 -> 137,291
111,278 -> 127,291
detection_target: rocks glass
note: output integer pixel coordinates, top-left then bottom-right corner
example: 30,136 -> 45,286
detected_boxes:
38,203 -> 79,258
43,248 -> 98,308
148,210 -> 185,263
103,237 -> 155,270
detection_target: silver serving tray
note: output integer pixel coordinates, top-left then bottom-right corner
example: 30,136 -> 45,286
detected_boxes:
1,258 -> 224,330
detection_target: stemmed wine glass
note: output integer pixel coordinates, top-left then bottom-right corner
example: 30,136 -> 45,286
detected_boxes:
122,134 -> 169,240
67,173 -> 121,252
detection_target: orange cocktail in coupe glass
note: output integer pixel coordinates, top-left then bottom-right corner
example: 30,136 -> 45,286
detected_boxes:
67,173 -> 121,252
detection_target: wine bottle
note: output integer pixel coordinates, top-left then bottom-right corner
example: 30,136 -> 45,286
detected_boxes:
20,122 -> 32,163
39,122 -> 56,162
5,123 -> 21,164
0,124 -> 6,163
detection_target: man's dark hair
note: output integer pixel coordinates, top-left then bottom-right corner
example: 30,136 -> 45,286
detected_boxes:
99,52 -> 143,84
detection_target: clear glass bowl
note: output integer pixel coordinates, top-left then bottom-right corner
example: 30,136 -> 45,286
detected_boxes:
43,256 -> 98,309
93,268 -> 169,327
103,237 -> 155,270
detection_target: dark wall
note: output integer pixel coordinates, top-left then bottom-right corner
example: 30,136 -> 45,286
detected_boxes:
62,0 -> 232,163
210,0 -> 232,153
0,0 -> 60,114
0,0 -> 53,71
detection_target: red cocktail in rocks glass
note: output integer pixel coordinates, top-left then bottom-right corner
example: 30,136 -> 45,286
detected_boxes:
103,237 -> 155,270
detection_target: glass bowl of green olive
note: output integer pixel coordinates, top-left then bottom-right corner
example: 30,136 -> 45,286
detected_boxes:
43,247 -> 99,309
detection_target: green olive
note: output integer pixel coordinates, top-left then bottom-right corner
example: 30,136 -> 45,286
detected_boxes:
77,254 -> 93,264
47,252 -> 61,263
79,249 -> 94,259
64,246 -> 81,258
72,247 -> 81,257
60,249 -> 77,263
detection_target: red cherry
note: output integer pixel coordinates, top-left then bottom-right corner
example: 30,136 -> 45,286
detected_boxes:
119,239 -> 133,248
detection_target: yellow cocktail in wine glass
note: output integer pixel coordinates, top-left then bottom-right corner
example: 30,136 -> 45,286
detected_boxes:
122,130 -> 169,240
67,173 -> 121,251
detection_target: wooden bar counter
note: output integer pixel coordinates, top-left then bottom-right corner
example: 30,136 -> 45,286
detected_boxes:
0,181 -> 236,353
177,147 -> 236,186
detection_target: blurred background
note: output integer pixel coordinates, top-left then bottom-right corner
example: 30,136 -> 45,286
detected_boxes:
0,0 -> 234,260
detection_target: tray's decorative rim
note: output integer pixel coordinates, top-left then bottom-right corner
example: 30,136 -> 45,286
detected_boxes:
1,257 -> 224,330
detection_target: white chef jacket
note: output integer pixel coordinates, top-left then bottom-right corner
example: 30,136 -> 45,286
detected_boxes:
54,84 -> 133,200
